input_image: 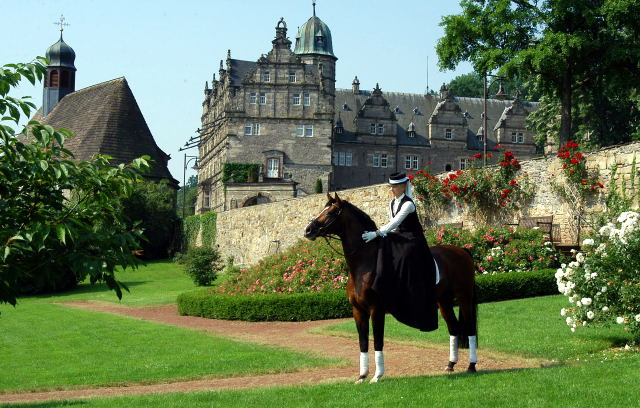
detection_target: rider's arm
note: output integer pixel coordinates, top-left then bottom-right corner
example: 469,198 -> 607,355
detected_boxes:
377,201 -> 415,237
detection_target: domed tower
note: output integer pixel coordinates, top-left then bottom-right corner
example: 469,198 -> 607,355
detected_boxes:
42,30 -> 76,117
294,1 -> 337,95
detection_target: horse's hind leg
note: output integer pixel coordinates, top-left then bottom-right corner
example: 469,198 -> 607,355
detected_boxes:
352,306 -> 370,384
370,306 -> 385,383
438,296 -> 460,372
458,289 -> 478,373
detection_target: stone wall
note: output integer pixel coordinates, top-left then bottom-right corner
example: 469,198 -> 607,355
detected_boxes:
216,142 -> 640,266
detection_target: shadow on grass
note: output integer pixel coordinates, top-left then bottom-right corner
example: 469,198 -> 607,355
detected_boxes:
0,401 -> 87,408
22,281 -> 150,302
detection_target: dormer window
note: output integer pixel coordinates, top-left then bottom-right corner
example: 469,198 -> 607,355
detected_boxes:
413,108 -> 420,115
394,106 -> 401,114
370,123 -> 376,135
263,71 -> 270,82
445,128 -> 453,140
408,130 -> 416,138
342,103 -> 349,111
315,36 -> 324,46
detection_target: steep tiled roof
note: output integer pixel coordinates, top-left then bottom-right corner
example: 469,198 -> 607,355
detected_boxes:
334,89 -> 538,150
32,78 -> 177,184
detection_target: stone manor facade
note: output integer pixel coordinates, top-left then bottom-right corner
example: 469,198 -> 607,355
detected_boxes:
195,9 -> 537,213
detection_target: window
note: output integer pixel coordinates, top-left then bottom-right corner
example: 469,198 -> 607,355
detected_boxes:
203,191 -> 211,209
289,72 -> 296,82
460,158 -> 469,170
249,93 -> 257,104
445,164 -> 452,171
511,132 -> 524,143
373,153 -> 388,168
334,152 -> 352,166
304,124 -> 313,137
303,92 -> 311,106
259,92 -> 266,105
263,71 -> 270,82
405,155 -> 419,170
50,70 -> 59,87
377,124 -> 384,135
266,158 -> 279,178
293,93 -> 301,105
408,130 -> 416,138
296,124 -> 313,137
370,123 -> 376,135
445,128 -> 453,139
244,124 -> 260,135
335,126 -> 343,135
244,124 -> 252,136
254,123 -> 261,135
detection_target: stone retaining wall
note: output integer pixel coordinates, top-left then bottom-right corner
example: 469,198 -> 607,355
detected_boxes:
216,142 -> 640,266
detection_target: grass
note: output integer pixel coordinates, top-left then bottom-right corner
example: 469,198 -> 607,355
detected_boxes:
2,354 -> 639,408
0,302 -> 338,392
319,295 -> 633,362
19,260 -> 197,306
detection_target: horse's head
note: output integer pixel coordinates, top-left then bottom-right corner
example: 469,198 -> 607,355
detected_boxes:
304,193 -> 344,240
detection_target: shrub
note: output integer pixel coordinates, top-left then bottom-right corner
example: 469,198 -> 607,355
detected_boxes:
426,226 -> 563,274
177,290 -> 351,321
183,247 -> 223,286
556,211 -> 640,342
314,178 -> 323,193
177,269 -> 557,321
216,238 -> 349,295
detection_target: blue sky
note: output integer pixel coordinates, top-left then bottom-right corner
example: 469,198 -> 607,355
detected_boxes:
3,0 -> 472,185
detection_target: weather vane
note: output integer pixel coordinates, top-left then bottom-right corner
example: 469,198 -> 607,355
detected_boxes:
54,14 -> 69,33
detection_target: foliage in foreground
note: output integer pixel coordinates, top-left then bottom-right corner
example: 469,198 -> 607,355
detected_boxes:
557,211 -> 640,342
0,59 -> 149,305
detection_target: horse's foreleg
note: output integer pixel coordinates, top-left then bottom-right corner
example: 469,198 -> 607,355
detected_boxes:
352,306 -> 370,384
438,298 -> 460,372
370,307 -> 385,383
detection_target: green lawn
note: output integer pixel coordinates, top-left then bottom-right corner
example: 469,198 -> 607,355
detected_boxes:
319,295 -> 633,362
0,261 -> 339,393
20,260 -> 197,306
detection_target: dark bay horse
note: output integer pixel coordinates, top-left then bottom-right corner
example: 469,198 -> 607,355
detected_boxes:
304,193 -> 478,383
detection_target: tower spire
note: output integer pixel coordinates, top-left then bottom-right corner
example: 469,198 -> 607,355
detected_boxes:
313,0 -> 316,16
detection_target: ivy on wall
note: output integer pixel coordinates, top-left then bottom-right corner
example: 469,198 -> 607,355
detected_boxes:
222,163 -> 260,185
182,211 -> 218,251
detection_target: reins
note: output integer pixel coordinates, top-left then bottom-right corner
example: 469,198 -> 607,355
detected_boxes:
310,203 -> 366,258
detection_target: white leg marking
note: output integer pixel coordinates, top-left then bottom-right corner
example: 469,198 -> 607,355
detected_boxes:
370,351 -> 384,383
355,352 -> 369,384
449,335 -> 459,363
469,335 -> 478,363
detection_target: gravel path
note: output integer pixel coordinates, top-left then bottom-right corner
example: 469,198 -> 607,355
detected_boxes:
0,301 -> 540,404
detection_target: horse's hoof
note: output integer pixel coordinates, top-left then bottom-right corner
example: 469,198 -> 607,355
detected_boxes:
355,375 -> 367,384
369,375 -> 382,384
467,362 -> 477,373
445,361 -> 456,372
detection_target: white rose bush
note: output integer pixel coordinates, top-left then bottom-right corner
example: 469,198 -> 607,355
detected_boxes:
556,211 -> 640,342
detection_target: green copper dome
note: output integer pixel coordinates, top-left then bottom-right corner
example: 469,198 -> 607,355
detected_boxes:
294,14 -> 336,58
45,34 -> 76,68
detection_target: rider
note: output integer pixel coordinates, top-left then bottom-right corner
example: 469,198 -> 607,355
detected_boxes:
361,172 -> 438,332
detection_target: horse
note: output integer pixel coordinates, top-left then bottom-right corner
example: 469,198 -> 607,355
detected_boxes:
304,193 -> 478,383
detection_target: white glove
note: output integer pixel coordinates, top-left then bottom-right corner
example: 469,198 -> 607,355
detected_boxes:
362,231 -> 378,243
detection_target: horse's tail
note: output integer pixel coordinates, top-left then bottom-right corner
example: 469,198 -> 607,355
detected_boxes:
458,249 -> 478,349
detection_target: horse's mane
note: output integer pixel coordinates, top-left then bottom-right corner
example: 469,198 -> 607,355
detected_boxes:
342,200 -> 377,230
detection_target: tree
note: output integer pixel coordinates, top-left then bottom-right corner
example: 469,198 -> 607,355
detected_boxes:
121,180 -> 180,259
448,71 -> 540,101
0,60 -> 149,306
176,174 -> 198,218
437,0 -> 640,146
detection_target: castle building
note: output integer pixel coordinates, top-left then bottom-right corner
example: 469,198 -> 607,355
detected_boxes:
196,7 -> 537,212
33,32 -> 177,187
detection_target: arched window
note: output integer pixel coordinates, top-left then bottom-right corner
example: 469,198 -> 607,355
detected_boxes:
49,70 -> 59,87
445,164 -> 452,171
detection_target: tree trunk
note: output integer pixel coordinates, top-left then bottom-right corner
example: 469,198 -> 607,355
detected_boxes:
559,69 -> 573,147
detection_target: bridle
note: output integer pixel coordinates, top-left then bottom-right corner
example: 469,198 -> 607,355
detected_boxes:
308,202 -> 362,257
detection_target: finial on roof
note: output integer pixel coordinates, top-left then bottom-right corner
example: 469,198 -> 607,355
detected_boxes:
313,0 -> 316,16
227,49 -> 231,59
53,14 -> 69,39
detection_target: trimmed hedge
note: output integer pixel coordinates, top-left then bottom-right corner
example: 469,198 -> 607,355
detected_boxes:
177,269 -> 557,321
177,290 -> 351,322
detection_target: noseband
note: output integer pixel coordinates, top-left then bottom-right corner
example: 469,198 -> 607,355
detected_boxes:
309,203 -> 343,238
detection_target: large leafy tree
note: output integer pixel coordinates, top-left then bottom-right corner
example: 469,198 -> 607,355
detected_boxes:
437,0 -> 640,146
0,60 -> 149,306
447,71 -> 540,101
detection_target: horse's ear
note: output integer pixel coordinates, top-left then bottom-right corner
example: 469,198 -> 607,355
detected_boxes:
326,192 -> 332,201
334,192 -> 342,203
